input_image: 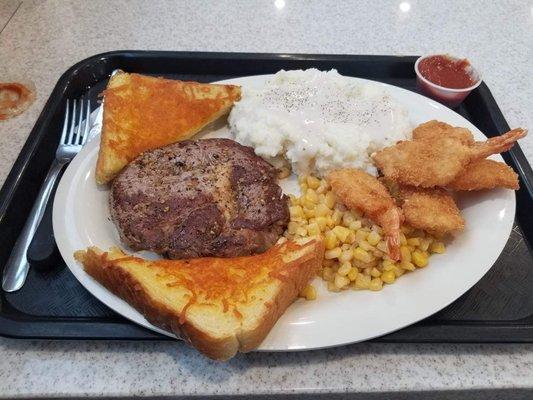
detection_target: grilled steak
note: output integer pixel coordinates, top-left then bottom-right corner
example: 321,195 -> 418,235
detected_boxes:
110,138 -> 289,259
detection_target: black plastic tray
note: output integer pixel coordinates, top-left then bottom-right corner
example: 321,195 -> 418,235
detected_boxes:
1,51 -> 532,342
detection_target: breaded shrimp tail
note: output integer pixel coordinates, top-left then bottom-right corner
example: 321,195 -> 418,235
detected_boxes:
470,128 -> 527,160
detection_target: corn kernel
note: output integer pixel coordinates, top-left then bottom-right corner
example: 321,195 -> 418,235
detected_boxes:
339,249 -> 353,263
369,278 -> 383,291
302,198 -> 315,210
418,238 -> 431,252
354,230 -> 368,243
359,240 -> 375,251
376,241 -> 388,253
303,208 -> 315,219
334,274 -> 350,289
305,189 -> 319,203
393,266 -> 405,277
381,270 -> 396,284
370,267 -> 381,277
338,261 -> 352,276
326,216 -> 335,228
315,203 -> 331,217
382,260 -> 396,271
316,183 -> 328,194
342,212 -> 355,226
287,221 -> 298,235
347,268 -> 359,281
332,209 -> 343,225
367,231 -> 381,246
322,267 -> 334,281
327,281 -> 340,292
412,250 -> 429,268
289,205 -> 304,219
353,247 -> 372,263
324,192 -> 336,209
430,241 -> 445,254
348,220 -> 362,231
307,222 -> 321,236
324,231 -> 339,250
315,216 -> 328,231
300,182 -> 308,192
407,238 -> 420,247
372,250 -> 384,258
401,261 -> 416,271
354,274 -> 371,289
306,176 -> 321,190
325,247 -> 342,260
400,246 -> 411,263
300,284 -> 317,300
332,226 -> 351,242
400,233 -> 407,245
296,226 -> 307,237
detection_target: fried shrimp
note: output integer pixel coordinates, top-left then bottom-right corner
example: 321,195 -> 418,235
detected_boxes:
327,168 -> 403,261
448,159 -> 519,191
412,120 -> 474,145
397,186 -> 465,237
372,128 -> 527,188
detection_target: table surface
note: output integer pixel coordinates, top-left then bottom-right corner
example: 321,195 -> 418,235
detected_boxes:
1,0 -> 532,398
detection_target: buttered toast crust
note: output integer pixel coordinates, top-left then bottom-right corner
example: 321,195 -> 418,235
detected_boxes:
74,239 -> 324,360
95,71 -> 241,184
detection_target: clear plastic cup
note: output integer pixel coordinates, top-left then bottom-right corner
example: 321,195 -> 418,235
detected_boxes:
414,54 -> 482,108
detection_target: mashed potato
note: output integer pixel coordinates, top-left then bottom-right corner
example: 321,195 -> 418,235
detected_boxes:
229,69 -> 412,177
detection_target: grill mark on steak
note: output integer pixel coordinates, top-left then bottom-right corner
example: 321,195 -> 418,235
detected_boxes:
110,138 -> 289,259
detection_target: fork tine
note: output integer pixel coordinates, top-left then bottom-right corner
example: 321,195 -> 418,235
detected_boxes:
59,100 -> 70,145
66,99 -> 77,145
76,99 -> 84,145
80,99 -> 91,145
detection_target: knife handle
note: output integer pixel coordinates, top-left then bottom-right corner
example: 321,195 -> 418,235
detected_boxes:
2,160 -> 65,292
27,177 -> 62,270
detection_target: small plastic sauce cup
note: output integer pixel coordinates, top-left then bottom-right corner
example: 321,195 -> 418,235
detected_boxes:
414,54 -> 482,108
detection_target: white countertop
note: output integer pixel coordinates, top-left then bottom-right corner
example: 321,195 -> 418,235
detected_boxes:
1,0 -> 532,397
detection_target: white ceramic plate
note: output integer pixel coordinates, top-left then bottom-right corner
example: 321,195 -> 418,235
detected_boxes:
53,75 -> 515,351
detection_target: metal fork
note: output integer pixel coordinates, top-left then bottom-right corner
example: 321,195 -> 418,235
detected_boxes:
2,99 -> 91,292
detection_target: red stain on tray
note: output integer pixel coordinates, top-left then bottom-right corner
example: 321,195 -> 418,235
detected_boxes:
0,82 -> 36,121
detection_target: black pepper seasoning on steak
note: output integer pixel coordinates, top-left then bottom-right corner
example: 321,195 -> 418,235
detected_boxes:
110,138 -> 289,259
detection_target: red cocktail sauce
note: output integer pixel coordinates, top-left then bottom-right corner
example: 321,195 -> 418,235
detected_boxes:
418,55 -> 477,89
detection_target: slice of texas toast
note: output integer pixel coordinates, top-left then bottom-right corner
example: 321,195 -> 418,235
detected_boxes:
95,71 -> 241,184
74,238 -> 324,360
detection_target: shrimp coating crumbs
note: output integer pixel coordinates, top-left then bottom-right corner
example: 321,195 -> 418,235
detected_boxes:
327,168 -> 403,261
448,159 -> 519,191
413,120 -> 474,145
397,186 -> 465,237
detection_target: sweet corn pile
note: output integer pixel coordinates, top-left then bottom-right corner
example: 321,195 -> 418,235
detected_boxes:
288,176 -> 445,296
